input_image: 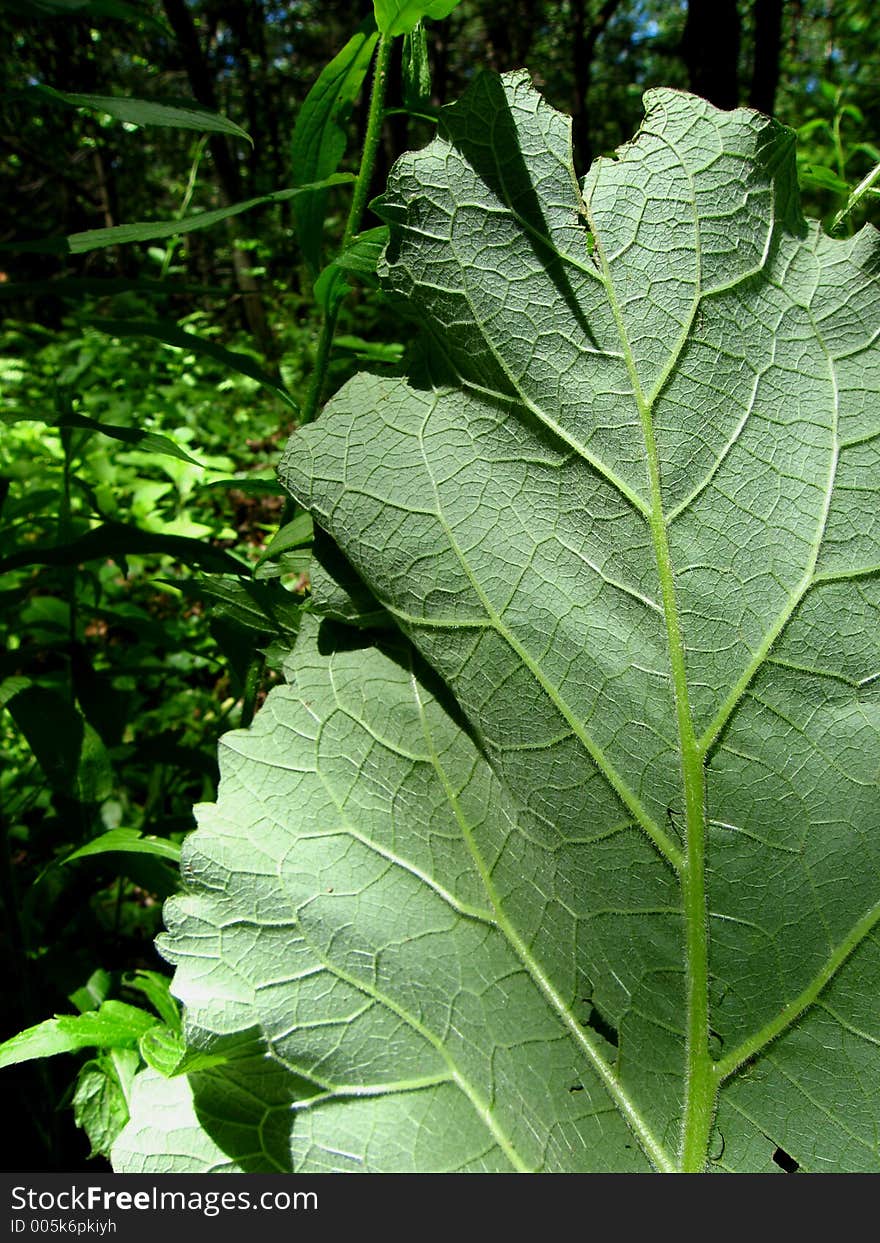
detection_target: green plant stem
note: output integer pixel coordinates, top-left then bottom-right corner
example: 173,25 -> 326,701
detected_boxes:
239,653 -> 264,729
831,104 -> 856,237
301,32 -> 393,425
0,807 -> 28,1009
678,763 -> 715,1172
161,135 -> 207,279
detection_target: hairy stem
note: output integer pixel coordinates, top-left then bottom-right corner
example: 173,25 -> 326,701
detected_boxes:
642,424 -> 716,1173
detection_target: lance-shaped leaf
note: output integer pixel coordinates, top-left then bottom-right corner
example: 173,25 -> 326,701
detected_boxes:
116,76 -> 880,1173
2,177 -> 352,258
28,87 -> 252,142
290,22 -> 378,275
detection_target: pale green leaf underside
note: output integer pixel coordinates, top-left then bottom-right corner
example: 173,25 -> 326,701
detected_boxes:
114,76 -> 880,1173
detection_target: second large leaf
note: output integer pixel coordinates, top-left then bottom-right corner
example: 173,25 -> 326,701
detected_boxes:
119,74 -> 880,1173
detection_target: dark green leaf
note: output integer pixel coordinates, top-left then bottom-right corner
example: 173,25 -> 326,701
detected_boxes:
29,87 -> 252,142
5,687 -> 111,802
0,520 -> 246,576
177,573 -> 303,638
291,22 -> 379,274
84,318 -> 298,412
200,476 -> 286,496
1,177 -> 354,256
312,265 -> 350,317
48,411 -> 203,466
254,512 -> 313,568
314,227 -> 390,312
799,164 -> 850,195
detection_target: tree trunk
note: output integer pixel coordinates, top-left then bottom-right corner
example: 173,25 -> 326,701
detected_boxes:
682,0 -> 741,111
749,0 -> 784,115
483,0 -> 539,74
572,0 -> 623,171
161,0 -> 277,364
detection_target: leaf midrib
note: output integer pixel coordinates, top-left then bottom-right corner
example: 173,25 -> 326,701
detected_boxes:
411,666 -> 676,1172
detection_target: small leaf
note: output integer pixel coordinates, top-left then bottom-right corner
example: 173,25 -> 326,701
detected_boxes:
332,334 -> 403,363
5,687 -> 111,801
254,512 -> 314,569
138,1027 -> 227,1078
174,574 -> 303,639
315,227 -> 390,310
201,475 -> 286,496
253,512 -> 314,581
312,264 -> 350,317
69,969 -> 113,1015
123,971 -> 181,1030
798,164 -> 850,195
335,227 -> 390,276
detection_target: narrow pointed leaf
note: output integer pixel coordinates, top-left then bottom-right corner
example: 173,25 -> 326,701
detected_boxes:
290,22 -> 379,274
831,160 -> 880,231
0,520 -> 246,575
1,177 -> 353,256
62,830 -> 182,866
47,410 -> 203,466
84,319 -> 298,412
30,87 -> 252,142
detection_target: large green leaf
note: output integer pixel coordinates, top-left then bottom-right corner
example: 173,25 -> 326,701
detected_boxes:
115,77 -> 880,1173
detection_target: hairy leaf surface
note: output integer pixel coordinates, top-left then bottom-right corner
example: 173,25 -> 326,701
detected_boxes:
114,75 -> 880,1174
